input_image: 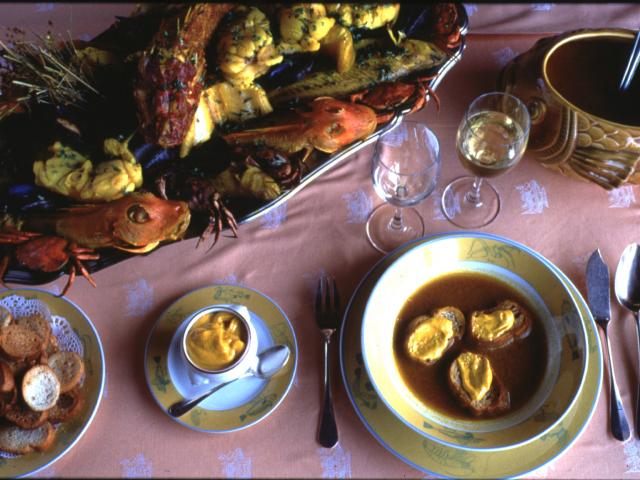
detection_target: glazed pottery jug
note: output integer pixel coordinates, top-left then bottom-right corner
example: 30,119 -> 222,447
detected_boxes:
498,29 -> 640,189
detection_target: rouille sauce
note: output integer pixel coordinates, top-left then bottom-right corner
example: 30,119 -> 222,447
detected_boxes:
186,310 -> 247,371
546,36 -> 640,126
393,272 -> 547,420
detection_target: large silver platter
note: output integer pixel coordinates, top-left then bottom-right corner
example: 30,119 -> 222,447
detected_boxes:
4,3 -> 468,285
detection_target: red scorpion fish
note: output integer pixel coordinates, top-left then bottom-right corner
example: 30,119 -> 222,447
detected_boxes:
0,192 -> 191,296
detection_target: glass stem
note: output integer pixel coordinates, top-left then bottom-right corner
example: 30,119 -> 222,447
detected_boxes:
390,207 -> 404,230
465,177 -> 483,206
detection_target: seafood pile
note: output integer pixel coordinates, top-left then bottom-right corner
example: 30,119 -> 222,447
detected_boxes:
0,3 -> 466,294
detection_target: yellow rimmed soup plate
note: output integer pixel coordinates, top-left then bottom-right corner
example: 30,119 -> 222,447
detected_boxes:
361,233 -> 588,451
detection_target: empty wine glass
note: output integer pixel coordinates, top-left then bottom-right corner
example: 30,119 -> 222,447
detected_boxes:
366,120 -> 441,254
441,91 -> 530,228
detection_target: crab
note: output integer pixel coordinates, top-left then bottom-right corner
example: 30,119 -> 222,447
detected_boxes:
0,231 -> 98,297
349,75 -> 441,124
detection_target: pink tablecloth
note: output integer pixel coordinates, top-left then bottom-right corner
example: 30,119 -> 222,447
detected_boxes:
3,3 -> 640,478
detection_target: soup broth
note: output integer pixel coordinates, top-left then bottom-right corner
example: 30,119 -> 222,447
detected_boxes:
393,271 -> 547,420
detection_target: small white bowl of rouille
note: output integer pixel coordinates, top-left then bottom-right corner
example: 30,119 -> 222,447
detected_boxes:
181,305 -> 258,384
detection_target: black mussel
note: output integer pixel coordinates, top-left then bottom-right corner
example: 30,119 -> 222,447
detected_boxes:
136,139 -> 229,192
393,3 -> 433,40
2,184 -> 69,214
259,54 -> 315,91
128,135 -> 178,172
88,13 -> 164,55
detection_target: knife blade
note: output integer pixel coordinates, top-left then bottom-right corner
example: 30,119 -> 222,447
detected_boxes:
587,249 -> 611,321
586,248 -> 631,441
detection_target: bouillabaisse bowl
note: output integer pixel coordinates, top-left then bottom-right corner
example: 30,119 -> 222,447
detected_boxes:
361,232 -> 588,451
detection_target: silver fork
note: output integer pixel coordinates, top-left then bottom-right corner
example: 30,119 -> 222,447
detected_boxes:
315,275 -> 340,448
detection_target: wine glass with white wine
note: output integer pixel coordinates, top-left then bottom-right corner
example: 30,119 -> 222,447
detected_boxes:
441,91 -> 530,228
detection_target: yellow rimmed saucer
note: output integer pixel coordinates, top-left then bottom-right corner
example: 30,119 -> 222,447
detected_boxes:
340,233 -> 602,478
0,288 -> 105,478
145,284 -> 297,433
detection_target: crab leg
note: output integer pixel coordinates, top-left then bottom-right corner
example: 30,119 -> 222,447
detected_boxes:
74,258 -> 97,288
59,255 -> 98,298
0,255 -> 10,291
59,264 -> 76,298
0,231 -> 42,243
196,192 -> 239,252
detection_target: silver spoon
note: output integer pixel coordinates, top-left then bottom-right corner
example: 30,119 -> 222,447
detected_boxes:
620,30 -> 640,92
168,344 -> 291,418
615,243 -> 640,436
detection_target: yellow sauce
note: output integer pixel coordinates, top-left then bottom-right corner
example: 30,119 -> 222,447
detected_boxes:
405,313 -> 454,363
185,311 -> 247,371
456,352 -> 493,402
471,309 -> 515,341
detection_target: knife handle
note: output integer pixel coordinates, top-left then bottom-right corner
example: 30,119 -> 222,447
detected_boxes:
602,325 -> 631,441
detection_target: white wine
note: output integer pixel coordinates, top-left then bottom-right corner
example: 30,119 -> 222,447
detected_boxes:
456,110 -> 526,178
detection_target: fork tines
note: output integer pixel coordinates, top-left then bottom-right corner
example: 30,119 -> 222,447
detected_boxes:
315,275 -> 340,330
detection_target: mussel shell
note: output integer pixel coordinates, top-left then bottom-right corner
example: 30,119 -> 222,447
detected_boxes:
259,54 -> 316,91
393,3 -> 432,40
129,135 -> 178,172
87,13 -> 164,55
2,184 -> 69,213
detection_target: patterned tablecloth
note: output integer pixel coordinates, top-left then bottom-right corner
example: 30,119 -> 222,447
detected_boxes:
2,3 -> 640,478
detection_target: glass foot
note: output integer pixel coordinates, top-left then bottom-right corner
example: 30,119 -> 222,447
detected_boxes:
441,176 -> 500,228
366,204 -> 425,254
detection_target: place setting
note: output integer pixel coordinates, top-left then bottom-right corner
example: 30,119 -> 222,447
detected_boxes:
336,26 -> 640,474
339,230 -> 602,478
1,2 -> 640,478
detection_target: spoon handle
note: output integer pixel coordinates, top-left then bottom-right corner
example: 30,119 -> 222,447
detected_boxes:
601,325 -> 631,441
634,312 -> 640,438
168,375 -> 243,418
620,31 -> 640,91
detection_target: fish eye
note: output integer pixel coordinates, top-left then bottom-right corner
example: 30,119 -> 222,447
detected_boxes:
127,205 -> 151,223
327,123 -> 345,136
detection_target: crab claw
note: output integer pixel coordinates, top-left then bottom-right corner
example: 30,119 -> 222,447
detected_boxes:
196,191 -> 239,252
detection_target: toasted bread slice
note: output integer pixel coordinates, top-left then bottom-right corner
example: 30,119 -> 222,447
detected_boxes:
405,306 -> 465,365
0,307 -> 12,328
0,422 -> 55,454
45,334 -> 59,356
22,365 -> 60,412
0,325 -> 46,361
448,352 -> 510,416
48,388 -> 84,424
15,313 -> 51,345
0,387 -> 17,416
469,300 -> 532,349
8,357 -> 37,379
39,334 -> 60,364
0,360 -> 15,393
47,352 -> 84,394
5,401 -> 49,429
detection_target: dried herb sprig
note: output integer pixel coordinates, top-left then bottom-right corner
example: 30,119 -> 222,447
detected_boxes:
0,32 -> 100,120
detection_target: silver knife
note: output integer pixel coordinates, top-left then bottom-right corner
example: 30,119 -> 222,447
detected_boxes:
587,249 -> 631,441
